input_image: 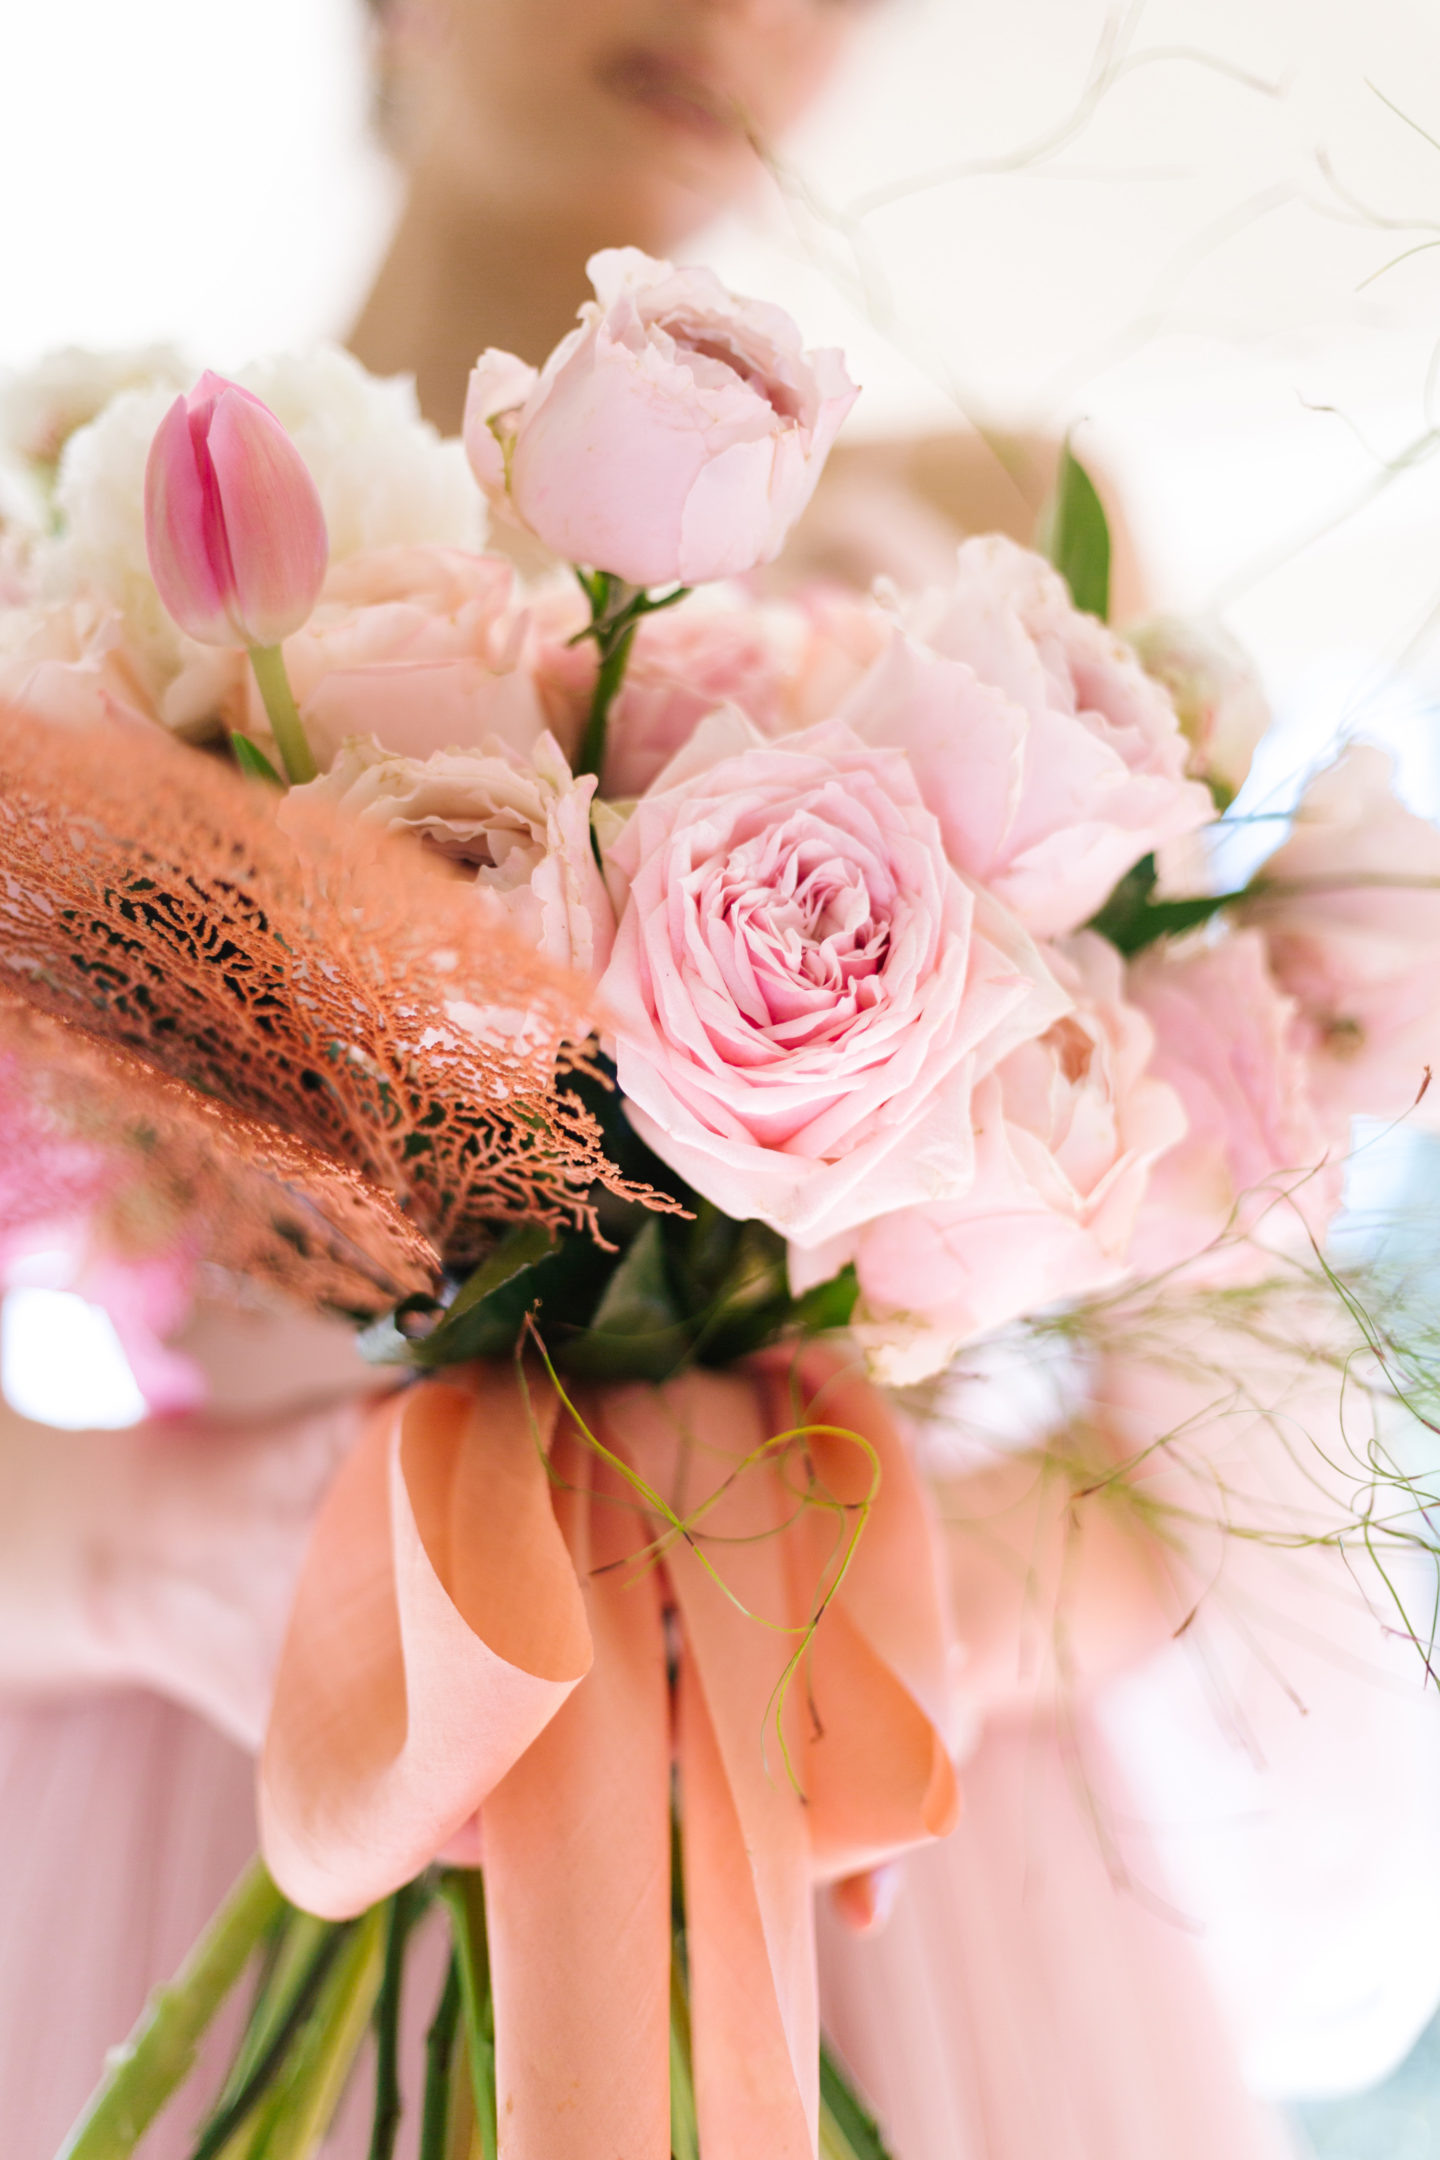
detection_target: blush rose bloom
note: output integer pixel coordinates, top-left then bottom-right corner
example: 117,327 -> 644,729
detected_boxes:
841,538 -> 1212,939
539,580 -> 890,800
240,546 -> 568,773
596,711 -> 1066,1245
464,249 -> 858,587
286,730 -> 612,979
1242,745 -> 1440,1126
1125,929 -> 1343,1276
792,932 -> 1187,1382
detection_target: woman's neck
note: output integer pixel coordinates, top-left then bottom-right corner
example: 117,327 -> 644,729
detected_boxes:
349,183 -> 647,435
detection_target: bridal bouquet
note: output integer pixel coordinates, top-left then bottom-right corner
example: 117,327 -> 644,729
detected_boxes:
2,249 -> 1436,2160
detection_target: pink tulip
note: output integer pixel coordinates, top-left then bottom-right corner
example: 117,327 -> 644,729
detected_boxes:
144,372 -> 327,648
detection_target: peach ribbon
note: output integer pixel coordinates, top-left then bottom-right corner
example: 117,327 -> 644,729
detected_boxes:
260,1353 -> 959,2160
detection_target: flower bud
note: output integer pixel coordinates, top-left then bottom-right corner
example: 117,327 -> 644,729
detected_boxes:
1126,613 -> 1269,808
144,372 -> 328,647
465,249 -> 858,587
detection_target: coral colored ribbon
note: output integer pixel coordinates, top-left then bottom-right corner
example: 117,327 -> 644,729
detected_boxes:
260,1354 -> 959,2160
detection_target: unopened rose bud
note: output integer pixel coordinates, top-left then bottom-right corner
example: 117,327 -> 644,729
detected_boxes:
1126,613 -> 1269,809
465,248 -> 858,588
144,372 -> 328,649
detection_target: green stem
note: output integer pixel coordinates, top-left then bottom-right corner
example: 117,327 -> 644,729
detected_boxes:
189,1922 -> 356,2160
575,616 -> 638,783
668,1945 -> 699,2160
213,1912 -> 330,2116
439,1873 -> 497,2160
247,644 -> 317,786
57,1858 -> 284,2160
368,1887 -> 423,2160
418,1957 -> 463,2160
243,1908 -> 386,2160
819,2039 -> 893,2160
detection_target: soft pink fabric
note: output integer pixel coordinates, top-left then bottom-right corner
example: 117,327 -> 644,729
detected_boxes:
0,1692 -> 257,2160
845,540 -> 1213,939
465,249 -> 858,586
817,1710 -> 1295,2160
795,930 -> 1186,1381
1245,743 -> 1440,1126
599,711 -> 1065,1244
144,374 -> 327,647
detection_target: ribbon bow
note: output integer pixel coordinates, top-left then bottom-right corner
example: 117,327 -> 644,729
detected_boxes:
260,1353 -> 958,2159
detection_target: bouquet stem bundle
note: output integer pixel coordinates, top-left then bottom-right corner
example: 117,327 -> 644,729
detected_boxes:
59,1859 -> 890,2160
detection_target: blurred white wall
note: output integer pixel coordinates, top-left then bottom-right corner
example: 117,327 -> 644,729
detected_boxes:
4,0 -> 1439,736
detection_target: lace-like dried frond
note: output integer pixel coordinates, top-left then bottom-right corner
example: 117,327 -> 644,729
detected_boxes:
0,997 -> 438,1312
0,704 -> 662,1274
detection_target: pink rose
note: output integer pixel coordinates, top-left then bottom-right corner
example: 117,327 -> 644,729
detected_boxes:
794,931 -> 1186,1381
544,581 -> 890,800
288,730 -> 612,979
1126,612 -> 1270,807
464,248 -> 858,587
843,537 -> 1212,939
1243,745 -> 1440,1126
597,710 -> 1065,1244
244,546 -> 564,771
1126,930 -> 1343,1274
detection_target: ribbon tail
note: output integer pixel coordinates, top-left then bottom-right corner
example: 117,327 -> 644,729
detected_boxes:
484,1428 -> 673,2160
260,1371 -> 592,1917
679,1655 -> 817,2160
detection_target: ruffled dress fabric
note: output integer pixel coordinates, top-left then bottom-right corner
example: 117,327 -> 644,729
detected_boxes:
1,1685 -> 1296,2160
818,1709 -> 1297,2160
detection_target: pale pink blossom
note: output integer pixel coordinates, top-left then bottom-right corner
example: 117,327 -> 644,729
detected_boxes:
844,538 -> 1213,939
601,590 -> 799,797
464,249 -> 858,587
144,373 -> 327,647
244,546 -> 566,772
597,710 -> 1065,1245
288,730 -> 613,979
1126,612 -> 1270,806
1243,745 -> 1440,1127
793,932 -> 1186,1381
541,581 -> 891,800
1125,930 -> 1342,1274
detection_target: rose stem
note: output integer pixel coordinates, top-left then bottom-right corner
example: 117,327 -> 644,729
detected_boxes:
417,1954 -> 463,2160
56,1857 -> 285,2160
368,1883 -> 426,2160
247,643 -> 318,785
440,1872 -> 498,2160
243,1906 -> 387,2160
187,1918 -> 358,2159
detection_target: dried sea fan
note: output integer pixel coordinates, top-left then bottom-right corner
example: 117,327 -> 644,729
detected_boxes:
0,704 -> 660,1311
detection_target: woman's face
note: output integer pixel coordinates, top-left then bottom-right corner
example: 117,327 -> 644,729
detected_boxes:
407,0 -> 875,242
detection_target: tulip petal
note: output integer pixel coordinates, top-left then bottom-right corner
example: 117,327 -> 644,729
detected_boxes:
208,390 -> 327,647
143,394 -> 237,645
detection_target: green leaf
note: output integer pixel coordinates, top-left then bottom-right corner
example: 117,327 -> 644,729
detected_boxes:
792,1263 -> 860,1335
1087,850 -> 1249,957
443,1224 -> 558,1329
1039,440 -> 1112,622
230,732 -> 283,787
820,2040 -> 894,2160
563,1219 -> 692,1380
402,1224 -> 557,1369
